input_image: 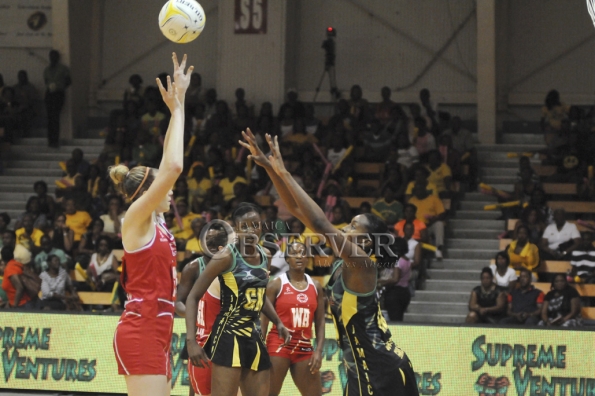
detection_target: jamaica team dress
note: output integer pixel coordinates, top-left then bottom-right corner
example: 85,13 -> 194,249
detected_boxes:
188,257 -> 221,395
204,243 -> 271,371
326,261 -> 419,396
267,272 -> 318,364
113,216 -> 178,378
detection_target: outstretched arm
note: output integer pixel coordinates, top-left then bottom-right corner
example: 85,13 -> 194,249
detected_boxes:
239,129 -> 303,219
124,54 -> 190,238
266,136 -> 376,294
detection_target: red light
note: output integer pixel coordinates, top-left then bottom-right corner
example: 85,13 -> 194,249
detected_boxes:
327,26 -> 334,32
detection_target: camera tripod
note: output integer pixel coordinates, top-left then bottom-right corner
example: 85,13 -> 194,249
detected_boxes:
313,64 -> 340,103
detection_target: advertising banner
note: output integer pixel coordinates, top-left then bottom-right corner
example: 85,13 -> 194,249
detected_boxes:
0,0 -> 52,48
0,312 -> 594,395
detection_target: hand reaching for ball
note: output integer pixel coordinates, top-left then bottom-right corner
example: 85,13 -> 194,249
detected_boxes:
172,53 -> 194,104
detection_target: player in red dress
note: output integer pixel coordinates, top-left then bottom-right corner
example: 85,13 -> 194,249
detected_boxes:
261,242 -> 326,396
110,53 -> 192,396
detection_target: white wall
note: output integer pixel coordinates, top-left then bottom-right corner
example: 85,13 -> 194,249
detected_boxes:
295,0 -> 477,104
99,0 -> 219,102
504,0 -> 595,105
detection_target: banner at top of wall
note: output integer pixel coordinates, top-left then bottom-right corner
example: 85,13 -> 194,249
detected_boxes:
0,0 -> 52,48
0,312 -> 594,395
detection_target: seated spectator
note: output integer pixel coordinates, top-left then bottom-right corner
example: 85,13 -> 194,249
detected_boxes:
397,132 -> 419,169
403,222 -> 422,269
278,89 -> 305,119
419,88 -> 439,131
56,159 -> 81,197
71,148 -> 90,180
331,205 -> 348,230
541,89 -> 569,141
40,254 -> 78,310
304,104 -> 321,137
185,72 -> 202,112
378,238 -> 411,321
232,88 -> 254,117
140,99 -> 165,140
326,134 -> 350,170
34,180 -> 55,220
327,102 -> 355,143
490,251 -> 517,292
262,206 -> 289,238
321,182 -> 351,223
132,131 -> 160,167
426,150 -> 452,198
46,214 -> 74,254
375,86 -> 396,126
1,246 -> 35,309
412,117 -> 436,161
184,217 -> 207,259
522,188 -> 553,225
173,177 -> 190,203
13,70 -> 38,132
64,175 -> 93,213
16,213 -> 44,254
348,84 -> 370,131
372,183 -> 403,225
465,267 -> 506,324
442,116 -> 476,166
362,121 -> 393,160
232,103 -> 255,136
14,196 -> 48,231
569,231 -> 595,283
540,209 -> 581,260
358,201 -> 371,215
500,269 -> 544,325
87,235 -> 118,292
513,167 -> 540,206
35,235 -> 69,273
188,164 -> 212,212
437,134 -> 462,181
123,74 -> 145,110
378,162 -> 407,200
170,198 -> 202,243
507,224 -> 540,280
278,105 -> 296,139
539,274 -> 581,327
516,156 -> 540,184
64,198 -> 92,244
394,204 -> 428,242
283,118 -> 317,150
405,167 -> 438,200
100,196 -> 125,239
517,207 -> 546,245
219,164 -> 247,202
408,183 -> 446,259
77,218 -> 105,265
0,86 -> 25,144
0,212 -> 9,248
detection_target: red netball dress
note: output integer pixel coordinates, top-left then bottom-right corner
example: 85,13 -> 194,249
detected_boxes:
188,257 -> 221,395
266,273 -> 318,363
113,216 -> 178,378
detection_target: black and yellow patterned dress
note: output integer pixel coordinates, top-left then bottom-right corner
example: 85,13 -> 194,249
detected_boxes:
326,260 -> 419,396
204,243 -> 271,371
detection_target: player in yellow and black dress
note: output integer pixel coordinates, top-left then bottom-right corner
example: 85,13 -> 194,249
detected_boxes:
186,203 -> 291,396
240,130 -> 419,396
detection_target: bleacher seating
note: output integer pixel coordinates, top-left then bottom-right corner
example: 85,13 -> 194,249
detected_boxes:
548,201 -> 595,214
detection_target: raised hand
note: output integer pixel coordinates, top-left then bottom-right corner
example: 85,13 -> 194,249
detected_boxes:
172,53 -> 194,102
156,75 -> 181,113
266,134 -> 288,175
239,128 -> 271,168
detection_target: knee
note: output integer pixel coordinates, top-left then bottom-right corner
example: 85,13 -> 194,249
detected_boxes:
466,311 -> 478,323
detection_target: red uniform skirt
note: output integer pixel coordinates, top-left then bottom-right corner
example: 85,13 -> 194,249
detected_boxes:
113,299 -> 175,378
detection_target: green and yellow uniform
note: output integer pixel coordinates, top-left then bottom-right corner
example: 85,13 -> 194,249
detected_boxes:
326,261 -> 419,396
205,244 -> 271,371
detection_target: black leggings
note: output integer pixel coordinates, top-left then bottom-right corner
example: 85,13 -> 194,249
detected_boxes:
383,285 -> 411,322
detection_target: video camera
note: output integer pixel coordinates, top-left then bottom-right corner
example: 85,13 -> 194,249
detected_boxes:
322,27 -> 336,68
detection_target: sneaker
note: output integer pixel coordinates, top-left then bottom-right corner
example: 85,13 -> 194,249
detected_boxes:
435,248 -> 443,260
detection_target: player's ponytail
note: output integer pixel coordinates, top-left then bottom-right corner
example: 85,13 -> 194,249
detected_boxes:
109,164 -> 155,202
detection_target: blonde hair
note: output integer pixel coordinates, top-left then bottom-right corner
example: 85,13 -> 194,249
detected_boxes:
108,164 -> 154,201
